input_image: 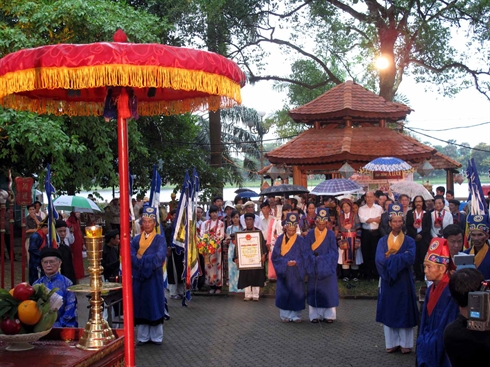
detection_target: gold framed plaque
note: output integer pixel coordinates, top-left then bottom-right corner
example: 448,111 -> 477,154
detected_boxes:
236,231 -> 263,270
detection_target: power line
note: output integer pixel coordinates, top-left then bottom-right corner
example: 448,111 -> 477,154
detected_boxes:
408,121 -> 490,132
402,125 -> 490,152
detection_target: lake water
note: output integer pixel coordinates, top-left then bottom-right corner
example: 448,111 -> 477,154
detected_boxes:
66,182 -> 474,205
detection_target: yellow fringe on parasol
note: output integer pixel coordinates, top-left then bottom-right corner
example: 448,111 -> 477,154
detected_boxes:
0,64 -> 242,116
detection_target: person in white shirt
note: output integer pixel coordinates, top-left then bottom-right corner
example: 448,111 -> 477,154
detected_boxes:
260,202 -> 272,243
240,201 -> 261,230
358,191 -> 383,280
430,196 -> 453,238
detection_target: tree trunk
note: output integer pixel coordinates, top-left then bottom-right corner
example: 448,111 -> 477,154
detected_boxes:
208,110 -> 223,194
378,26 -> 398,101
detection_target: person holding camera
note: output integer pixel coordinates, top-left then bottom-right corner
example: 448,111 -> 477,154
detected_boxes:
443,268 -> 490,366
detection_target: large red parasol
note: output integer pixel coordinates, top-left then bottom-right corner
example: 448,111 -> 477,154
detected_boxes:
0,29 -> 246,366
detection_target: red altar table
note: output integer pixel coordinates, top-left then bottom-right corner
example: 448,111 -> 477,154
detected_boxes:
0,328 -> 124,367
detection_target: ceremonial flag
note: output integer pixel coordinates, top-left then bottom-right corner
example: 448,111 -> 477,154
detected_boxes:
466,158 -> 488,215
149,164 -> 162,234
44,164 -> 59,247
172,168 -> 200,304
464,158 -> 488,249
129,169 -> 136,236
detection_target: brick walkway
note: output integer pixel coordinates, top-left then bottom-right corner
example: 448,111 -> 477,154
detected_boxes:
128,294 -> 416,367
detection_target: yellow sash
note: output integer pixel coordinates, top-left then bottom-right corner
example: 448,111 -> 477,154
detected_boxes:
385,232 -> 404,257
311,228 -> 327,251
138,229 -> 156,257
281,233 -> 297,256
470,243 -> 489,269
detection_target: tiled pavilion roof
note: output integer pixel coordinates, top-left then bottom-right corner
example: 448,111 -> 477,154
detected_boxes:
265,126 -> 461,171
288,80 -> 412,124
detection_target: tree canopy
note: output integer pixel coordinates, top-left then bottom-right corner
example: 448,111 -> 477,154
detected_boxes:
236,0 -> 490,103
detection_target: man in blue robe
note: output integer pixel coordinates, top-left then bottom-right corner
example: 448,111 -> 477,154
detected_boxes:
464,214 -> 490,279
33,247 -> 78,327
131,206 -> 167,345
375,203 -> 419,354
29,217 -> 49,285
304,207 -> 339,323
416,237 -> 459,366
272,212 -> 305,323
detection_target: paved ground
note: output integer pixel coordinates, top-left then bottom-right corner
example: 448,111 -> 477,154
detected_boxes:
78,292 -> 417,367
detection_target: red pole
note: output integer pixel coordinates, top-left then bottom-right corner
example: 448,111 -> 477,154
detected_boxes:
117,115 -> 135,366
9,201 -> 14,289
21,205 -> 26,282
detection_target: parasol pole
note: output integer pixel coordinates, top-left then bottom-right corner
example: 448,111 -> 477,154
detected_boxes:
117,113 -> 135,366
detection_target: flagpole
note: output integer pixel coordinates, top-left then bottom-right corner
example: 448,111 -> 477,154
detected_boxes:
117,115 -> 135,367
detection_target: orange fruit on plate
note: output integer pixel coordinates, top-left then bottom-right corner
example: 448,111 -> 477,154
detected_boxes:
17,300 -> 42,325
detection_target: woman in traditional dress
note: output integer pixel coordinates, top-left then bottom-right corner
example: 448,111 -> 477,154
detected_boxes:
225,210 -> 243,292
337,199 -> 363,281
301,201 -> 317,237
199,205 -> 225,294
65,211 -> 85,281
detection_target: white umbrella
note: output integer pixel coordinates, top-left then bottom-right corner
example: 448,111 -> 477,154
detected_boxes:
53,195 -> 102,213
390,181 -> 433,201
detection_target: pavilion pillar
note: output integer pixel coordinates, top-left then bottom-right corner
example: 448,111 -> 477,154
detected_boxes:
446,169 -> 454,192
293,166 -> 307,188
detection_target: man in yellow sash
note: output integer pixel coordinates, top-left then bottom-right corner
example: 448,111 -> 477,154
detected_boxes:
131,206 -> 167,346
271,212 -> 306,322
304,208 -> 339,323
464,214 -> 490,279
375,204 -> 419,354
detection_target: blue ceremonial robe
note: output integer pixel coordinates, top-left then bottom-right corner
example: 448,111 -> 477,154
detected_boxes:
375,235 -> 419,328
34,272 -> 78,327
416,283 -> 459,367
464,243 -> 490,279
272,234 -> 305,311
131,233 -> 167,324
304,229 -> 339,308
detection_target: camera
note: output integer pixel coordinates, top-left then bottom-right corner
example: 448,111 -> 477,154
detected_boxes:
468,280 -> 490,331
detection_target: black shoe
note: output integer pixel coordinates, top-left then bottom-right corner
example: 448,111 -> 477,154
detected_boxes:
136,341 -> 149,346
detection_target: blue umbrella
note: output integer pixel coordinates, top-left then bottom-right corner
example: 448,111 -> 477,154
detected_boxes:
238,190 -> 260,199
311,179 -> 363,196
359,157 -> 413,173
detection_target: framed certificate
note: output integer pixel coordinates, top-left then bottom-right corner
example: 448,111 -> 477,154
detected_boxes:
236,231 -> 263,270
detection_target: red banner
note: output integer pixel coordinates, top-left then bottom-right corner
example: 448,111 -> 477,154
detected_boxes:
372,171 -> 404,180
15,177 -> 34,206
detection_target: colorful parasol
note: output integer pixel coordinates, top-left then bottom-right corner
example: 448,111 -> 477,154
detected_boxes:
0,29 -> 245,367
359,156 -> 414,179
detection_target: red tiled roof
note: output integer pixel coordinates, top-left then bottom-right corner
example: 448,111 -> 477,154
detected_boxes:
288,81 -> 412,124
427,152 -> 462,171
266,126 -> 435,165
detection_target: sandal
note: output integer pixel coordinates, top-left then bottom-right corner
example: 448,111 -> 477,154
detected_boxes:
311,319 -> 319,323
324,319 -> 334,323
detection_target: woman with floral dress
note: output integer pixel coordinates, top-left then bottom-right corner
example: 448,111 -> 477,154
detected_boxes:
225,210 -> 243,292
199,205 -> 225,294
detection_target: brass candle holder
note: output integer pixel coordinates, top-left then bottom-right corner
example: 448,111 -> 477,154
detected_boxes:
68,225 -> 122,350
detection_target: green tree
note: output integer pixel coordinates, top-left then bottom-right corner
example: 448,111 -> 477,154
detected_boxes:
471,143 -> 490,173
0,0 -> 217,195
240,1 -> 490,102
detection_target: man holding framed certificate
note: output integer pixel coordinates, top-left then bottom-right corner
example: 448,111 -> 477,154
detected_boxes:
234,213 -> 267,301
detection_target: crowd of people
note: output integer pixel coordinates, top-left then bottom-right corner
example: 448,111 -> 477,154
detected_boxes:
20,185 -> 490,364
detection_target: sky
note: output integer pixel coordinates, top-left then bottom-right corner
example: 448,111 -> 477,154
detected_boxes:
240,77 -> 490,149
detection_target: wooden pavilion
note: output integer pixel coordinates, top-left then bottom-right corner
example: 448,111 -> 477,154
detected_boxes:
265,81 -> 461,191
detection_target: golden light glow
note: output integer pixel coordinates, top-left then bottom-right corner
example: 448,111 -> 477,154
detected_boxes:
375,55 -> 390,70
85,225 -> 103,238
